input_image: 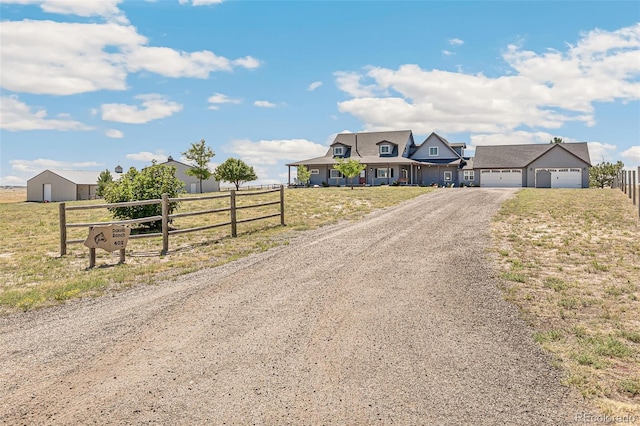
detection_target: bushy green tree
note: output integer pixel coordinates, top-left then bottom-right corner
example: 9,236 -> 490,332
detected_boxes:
182,139 -> 215,193
213,158 -> 258,190
333,158 -> 366,189
296,165 -> 311,186
589,161 -> 625,188
96,169 -> 113,197
103,162 -> 185,229
550,137 -> 564,144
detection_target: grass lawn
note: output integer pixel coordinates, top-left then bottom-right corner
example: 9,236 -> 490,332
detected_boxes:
493,188 -> 640,417
0,186 -> 434,313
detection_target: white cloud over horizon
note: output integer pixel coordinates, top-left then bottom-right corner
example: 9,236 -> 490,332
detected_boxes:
101,94 -> 183,123
226,138 -> 328,166
0,96 -> 93,131
335,23 -> 640,137
0,17 -> 260,96
125,151 -> 168,163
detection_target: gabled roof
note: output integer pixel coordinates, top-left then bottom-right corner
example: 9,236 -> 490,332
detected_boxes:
473,142 -> 591,168
29,170 -> 105,185
414,132 -> 463,159
330,130 -> 414,157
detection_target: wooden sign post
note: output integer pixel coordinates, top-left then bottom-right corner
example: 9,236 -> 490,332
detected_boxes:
84,225 -> 131,268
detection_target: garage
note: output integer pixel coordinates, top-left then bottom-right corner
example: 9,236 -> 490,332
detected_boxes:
480,169 -> 522,187
550,168 -> 582,188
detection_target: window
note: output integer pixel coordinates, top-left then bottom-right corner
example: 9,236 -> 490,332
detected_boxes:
310,169 -> 319,175
463,170 -> 475,181
376,168 -> 394,178
333,146 -> 344,156
379,145 -> 391,154
444,171 -> 452,181
429,146 -> 438,156
330,169 -> 342,179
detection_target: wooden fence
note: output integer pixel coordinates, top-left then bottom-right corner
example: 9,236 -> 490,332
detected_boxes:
59,186 -> 285,257
612,167 -> 639,219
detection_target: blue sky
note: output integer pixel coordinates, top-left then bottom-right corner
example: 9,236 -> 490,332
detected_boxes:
1,0 -> 639,187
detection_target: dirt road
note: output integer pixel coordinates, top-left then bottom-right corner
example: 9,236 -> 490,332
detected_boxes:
1,188 -> 589,424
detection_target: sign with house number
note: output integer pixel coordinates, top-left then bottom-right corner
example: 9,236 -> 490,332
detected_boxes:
84,224 -> 130,252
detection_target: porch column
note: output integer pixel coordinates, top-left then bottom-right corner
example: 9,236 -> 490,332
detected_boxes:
287,165 -> 291,185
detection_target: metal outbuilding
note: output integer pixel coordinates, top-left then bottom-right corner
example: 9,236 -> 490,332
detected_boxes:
27,170 -> 103,202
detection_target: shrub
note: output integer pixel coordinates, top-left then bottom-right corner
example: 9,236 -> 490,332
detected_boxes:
103,163 -> 185,230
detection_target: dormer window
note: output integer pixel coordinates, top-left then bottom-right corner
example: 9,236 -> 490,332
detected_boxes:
429,146 -> 438,156
379,145 -> 391,155
334,146 -> 344,156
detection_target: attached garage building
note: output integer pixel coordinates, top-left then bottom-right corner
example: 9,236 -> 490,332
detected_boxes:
474,143 -> 591,188
27,170 -> 103,202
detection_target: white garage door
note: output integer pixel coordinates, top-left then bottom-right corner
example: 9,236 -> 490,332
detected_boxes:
551,168 -> 582,188
480,169 -> 522,187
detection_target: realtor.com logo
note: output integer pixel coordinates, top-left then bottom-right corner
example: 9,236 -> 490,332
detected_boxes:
575,412 -> 638,424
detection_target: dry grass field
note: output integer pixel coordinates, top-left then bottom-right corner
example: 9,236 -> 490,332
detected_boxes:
0,187 -> 27,203
0,186 -> 434,314
493,188 -> 640,418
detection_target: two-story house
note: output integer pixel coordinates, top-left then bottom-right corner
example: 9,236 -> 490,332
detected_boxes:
287,130 -> 469,187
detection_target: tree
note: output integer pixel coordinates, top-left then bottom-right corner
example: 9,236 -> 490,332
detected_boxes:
333,158 -> 366,189
589,160 -> 624,188
96,169 -> 113,197
103,162 -> 185,229
296,165 -> 311,186
182,139 -> 215,193
550,137 -> 564,144
213,158 -> 258,190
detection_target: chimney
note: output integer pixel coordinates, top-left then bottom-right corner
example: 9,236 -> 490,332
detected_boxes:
114,165 -> 123,174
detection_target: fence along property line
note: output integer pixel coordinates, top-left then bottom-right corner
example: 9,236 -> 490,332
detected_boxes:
60,185 -> 286,259
612,168 -> 639,219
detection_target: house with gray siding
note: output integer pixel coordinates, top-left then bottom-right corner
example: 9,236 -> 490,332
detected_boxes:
288,130 -> 591,189
287,130 -> 469,187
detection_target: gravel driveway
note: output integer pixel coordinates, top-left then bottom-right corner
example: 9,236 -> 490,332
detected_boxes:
1,188 -> 590,425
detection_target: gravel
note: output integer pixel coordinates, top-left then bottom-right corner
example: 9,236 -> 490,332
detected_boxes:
1,188 -> 591,425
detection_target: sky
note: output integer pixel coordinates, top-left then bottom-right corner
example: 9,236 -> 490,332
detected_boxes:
1,0 -> 639,187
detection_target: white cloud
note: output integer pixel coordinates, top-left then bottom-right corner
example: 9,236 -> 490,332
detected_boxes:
125,151 -> 168,163
101,94 -> 183,124
587,142 -> 617,164
0,19 -> 260,96
308,81 -> 322,91
334,71 -> 379,98
0,95 -> 93,131
207,92 -> 241,110
10,158 -> 102,174
227,139 -> 328,166
449,38 -> 464,46
335,23 -> 640,135
105,129 -> 124,138
442,50 -> 454,56
0,175 -> 26,186
2,0 -> 127,23
254,100 -> 276,108
179,0 -> 224,5
469,131 -> 560,151
620,146 -> 640,166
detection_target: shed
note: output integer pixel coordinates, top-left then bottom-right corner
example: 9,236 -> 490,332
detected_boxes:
161,157 -> 220,194
27,170 -> 103,202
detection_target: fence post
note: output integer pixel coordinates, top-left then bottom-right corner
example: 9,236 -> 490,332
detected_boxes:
89,247 -> 96,268
633,169 -> 637,206
280,185 -> 285,226
230,190 -> 237,237
162,193 -> 169,254
628,170 -> 632,199
59,202 -> 67,256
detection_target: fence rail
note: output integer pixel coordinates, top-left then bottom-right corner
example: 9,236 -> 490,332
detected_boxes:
59,186 -> 285,257
612,167 -> 639,219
